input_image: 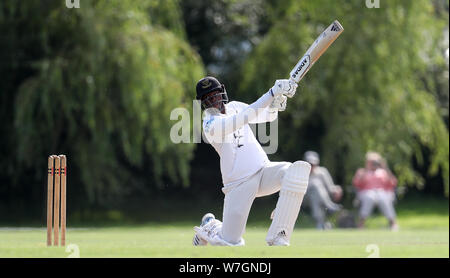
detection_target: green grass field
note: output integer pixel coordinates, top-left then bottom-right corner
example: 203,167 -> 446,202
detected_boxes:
1,208 -> 448,258
0,226 -> 448,258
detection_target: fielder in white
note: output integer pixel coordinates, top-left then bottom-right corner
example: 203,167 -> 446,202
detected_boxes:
192,76 -> 311,246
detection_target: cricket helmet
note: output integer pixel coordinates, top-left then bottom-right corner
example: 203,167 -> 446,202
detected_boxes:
196,76 -> 228,110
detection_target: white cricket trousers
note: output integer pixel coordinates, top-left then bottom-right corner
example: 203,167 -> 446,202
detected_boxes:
357,189 -> 397,220
220,161 -> 291,245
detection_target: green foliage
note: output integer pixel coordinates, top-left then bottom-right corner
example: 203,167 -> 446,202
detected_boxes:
0,0 -> 448,218
0,0 -> 204,206
239,0 -> 449,195
147,0 -> 186,39
181,0 -> 269,91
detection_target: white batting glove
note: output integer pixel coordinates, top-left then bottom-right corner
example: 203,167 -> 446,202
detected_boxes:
269,79 -> 298,98
269,95 -> 287,112
269,79 -> 287,97
284,80 -> 298,98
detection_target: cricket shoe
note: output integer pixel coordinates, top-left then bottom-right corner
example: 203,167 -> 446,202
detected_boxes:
192,234 -> 208,246
201,213 -> 215,227
192,213 -> 215,246
267,230 -> 290,246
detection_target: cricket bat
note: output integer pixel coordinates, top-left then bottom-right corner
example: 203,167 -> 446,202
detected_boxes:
289,20 -> 344,85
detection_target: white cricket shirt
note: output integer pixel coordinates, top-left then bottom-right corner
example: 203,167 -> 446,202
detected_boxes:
202,94 -> 277,187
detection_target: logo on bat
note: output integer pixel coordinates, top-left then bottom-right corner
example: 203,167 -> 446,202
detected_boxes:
291,55 -> 310,80
331,23 -> 341,32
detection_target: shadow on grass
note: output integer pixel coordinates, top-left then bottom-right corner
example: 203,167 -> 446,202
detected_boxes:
75,194 -> 449,229
1,193 -> 447,229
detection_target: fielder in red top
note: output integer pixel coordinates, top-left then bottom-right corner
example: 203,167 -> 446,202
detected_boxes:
352,152 -> 399,230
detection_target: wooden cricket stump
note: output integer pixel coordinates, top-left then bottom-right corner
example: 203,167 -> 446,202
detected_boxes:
47,154 -> 67,246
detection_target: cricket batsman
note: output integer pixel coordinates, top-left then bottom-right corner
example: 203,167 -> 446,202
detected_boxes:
192,76 -> 311,246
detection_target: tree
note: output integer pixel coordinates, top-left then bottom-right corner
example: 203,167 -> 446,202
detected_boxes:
181,0 -> 269,92
0,0 -> 205,213
239,0 -> 449,196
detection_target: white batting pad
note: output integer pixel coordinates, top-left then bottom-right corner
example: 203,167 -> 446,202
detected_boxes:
266,161 -> 311,245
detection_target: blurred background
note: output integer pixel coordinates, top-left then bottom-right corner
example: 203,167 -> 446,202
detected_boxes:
0,0 -> 448,226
